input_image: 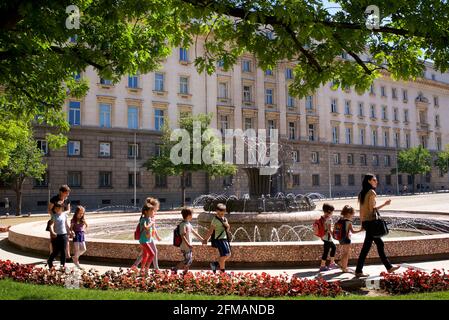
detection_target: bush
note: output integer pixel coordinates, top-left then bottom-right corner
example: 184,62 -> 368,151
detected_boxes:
381,269 -> 449,294
0,260 -> 342,297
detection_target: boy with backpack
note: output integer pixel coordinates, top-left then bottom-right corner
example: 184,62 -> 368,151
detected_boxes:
332,205 -> 362,273
313,203 -> 338,272
172,207 -> 204,274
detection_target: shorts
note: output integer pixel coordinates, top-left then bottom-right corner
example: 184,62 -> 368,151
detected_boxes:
339,238 -> 351,245
181,249 -> 193,266
215,239 -> 231,257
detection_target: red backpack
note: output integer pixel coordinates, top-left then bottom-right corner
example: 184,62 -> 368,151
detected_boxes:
134,218 -> 142,240
313,217 -> 326,238
333,219 -> 345,240
173,224 -> 182,247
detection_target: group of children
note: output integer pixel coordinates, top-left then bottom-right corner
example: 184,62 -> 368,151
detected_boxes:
316,203 -> 361,273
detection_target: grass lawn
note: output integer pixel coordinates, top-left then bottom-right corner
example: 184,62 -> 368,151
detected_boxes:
1,279 -> 448,300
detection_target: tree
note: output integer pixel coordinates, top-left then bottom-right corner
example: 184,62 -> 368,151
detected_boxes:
145,114 -> 237,206
0,136 -> 47,215
397,146 -> 432,193
435,145 -> 449,175
3,1 -> 449,167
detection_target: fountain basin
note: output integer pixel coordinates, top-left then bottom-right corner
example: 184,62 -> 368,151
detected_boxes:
7,211 -> 449,268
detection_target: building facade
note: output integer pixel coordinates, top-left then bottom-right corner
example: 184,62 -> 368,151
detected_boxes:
1,46 -> 449,212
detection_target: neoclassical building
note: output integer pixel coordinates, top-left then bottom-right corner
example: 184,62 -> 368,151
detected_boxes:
1,45 -> 449,212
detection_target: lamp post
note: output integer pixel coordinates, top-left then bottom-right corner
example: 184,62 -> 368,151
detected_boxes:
395,139 -> 400,196
328,142 -> 332,198
134,132 -> 137,207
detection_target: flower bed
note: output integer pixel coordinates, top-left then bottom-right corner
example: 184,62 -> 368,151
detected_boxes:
0,260 -> 342,297
381,269 -> 449,294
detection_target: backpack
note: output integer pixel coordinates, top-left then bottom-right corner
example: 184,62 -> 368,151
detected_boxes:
333,219 -> 346,241
313,217 -> 325,238
134,218 -> 142,240
173,224 -> 182,247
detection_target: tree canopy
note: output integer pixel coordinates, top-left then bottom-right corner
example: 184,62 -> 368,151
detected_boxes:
397,146 -> 432,192
2,0 -> 449,166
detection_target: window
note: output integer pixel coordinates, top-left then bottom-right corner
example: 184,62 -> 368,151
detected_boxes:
242,60 -> 252,72
386,175 -> 392,186
34,171 -> 49,187
372,130 -> 378,146
243,85 -> 252,102
220,115 -> 229,134
99,172 -> 112,188
345,127 -> 352,144
128,173 -> 141,188
348,174 -> 355,186
384,155 -> 391,166
217,59 -> 224,68
398,175 -> 403,185
37,140 -> 48,155
358,103 -> 364,117
393,108 -> 399,121
404,110 -> 409,123
265,88 -> 274,105
359,128 -> 365,145
334,153 -> 341,165
128,143 -> 139,158
381,86 -> 386,97
127,106 -> 139,129
405,133 -> 411,148
288,122 -> 296,140
334,174 -> 341,186
425,172 -> 431,183
128,74 -> 139,88
308,124 -> 316,141
222,175 -> 233,187
332,127 -> 339,144
68,101 -> 81,126
370,84 -> 375,95
99,142 -> 111,157
311,151 -> 319,164
99,103 -> 111,128
394,132 -> 400,148
407,175 -> 413,185
179,48 -> 189,62
155,174 -> 167,187
179,77 -> 189,94
360,154 -> 367,165
373,155 -> 379,166
331,99 -> 338,113
403,89 -> 408,101
183,172 -> 192,188
434,96 -> 439,107
347,154 -> 354,165
267,120 -> 276,135
292,174 -> 300,186
383,131 -> 389,147
421,135 -> 428,148
382,106 -> 388,120
312,174 -> 320,186
155,109 -> 165,131
100,78 -> 112,85
68,171 -> 81,188
68,140 -> 81,156
392,88 -> 397,99
292,150 -> 300,163
435,115 -> 440,127
244,117 -> 253,130
265,69 -> 273,76
370,105 -> 376,118
154,73 -> 164,91
419,111 -> 427,124
285,68 -> 293,79
218,82 -> 228,98
287,93 -> 295,108
344,100 -> 351,115
155,144 -> 163,157
305,96 -> 313,109
437,136 -> 442,151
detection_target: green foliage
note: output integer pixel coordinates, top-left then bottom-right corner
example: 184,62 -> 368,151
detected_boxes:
435,145 -> 449,174
397,146 -> 432,176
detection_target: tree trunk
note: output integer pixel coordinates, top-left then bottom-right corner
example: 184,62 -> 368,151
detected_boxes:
412,174 -> 415,194
181,172 -> 186,207
14,179 -> 24,216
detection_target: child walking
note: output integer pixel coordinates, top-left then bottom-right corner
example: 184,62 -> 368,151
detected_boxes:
138,204 -> 156,275
132,197 -> 162,270
47,201 -> 71,269
70,206 -> 88,268
318,203 -> 338,272
335,205 -> 362,273
173,208 -> 204,274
